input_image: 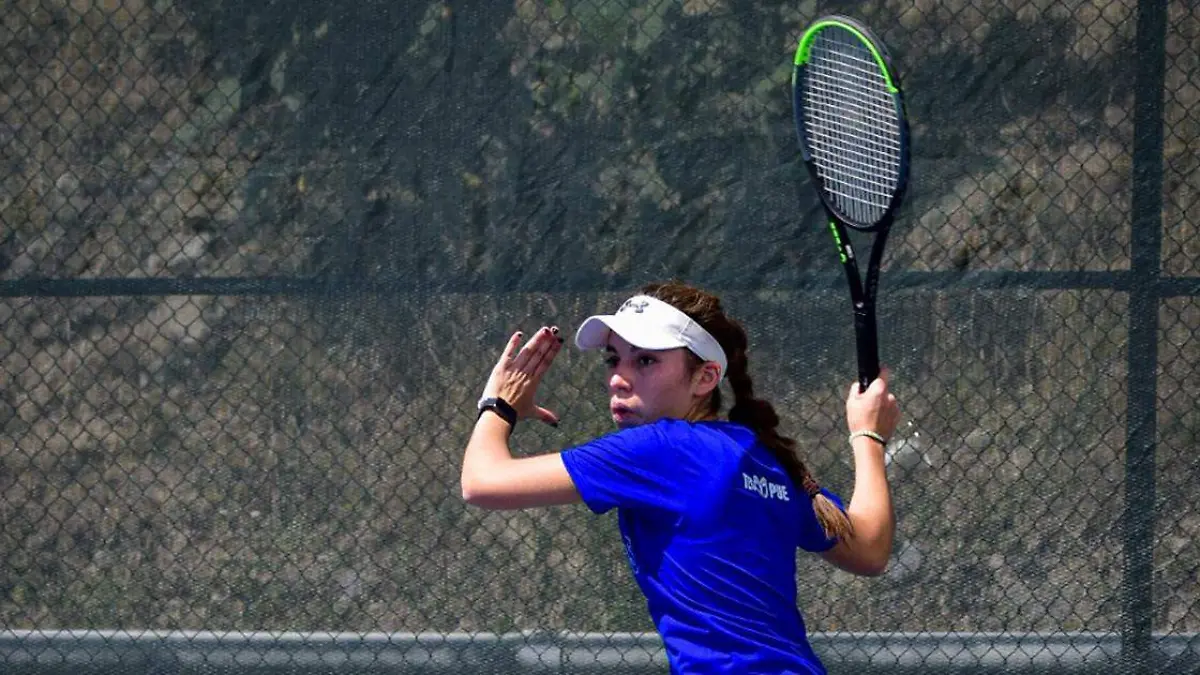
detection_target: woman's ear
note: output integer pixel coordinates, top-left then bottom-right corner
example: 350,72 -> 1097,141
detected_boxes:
693,362 -> 721,396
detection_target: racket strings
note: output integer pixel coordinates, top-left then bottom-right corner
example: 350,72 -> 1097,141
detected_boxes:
801,28 -> 902,226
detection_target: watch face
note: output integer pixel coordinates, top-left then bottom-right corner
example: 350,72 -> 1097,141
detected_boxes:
475,396 -> 515,426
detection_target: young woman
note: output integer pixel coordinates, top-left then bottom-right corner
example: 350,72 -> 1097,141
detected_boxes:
460,281 -> 900,675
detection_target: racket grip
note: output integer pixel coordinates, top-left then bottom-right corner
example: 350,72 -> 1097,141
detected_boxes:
854,309 -> 880,393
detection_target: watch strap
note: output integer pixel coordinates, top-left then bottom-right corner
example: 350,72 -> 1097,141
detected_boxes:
477,396 -> 518,427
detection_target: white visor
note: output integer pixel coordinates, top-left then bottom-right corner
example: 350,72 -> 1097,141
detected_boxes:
574,295 -> 728,381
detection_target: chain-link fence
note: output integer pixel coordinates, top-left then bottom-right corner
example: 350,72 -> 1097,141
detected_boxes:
1,0 -> 1197,673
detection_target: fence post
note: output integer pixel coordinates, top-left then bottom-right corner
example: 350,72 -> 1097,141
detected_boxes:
1123,0 -> 1168,673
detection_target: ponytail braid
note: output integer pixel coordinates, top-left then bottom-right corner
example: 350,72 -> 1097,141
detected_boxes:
726,351 -> 851,541
642,281 -> 853,541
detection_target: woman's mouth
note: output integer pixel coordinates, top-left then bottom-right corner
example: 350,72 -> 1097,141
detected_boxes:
611,402 -> 636,422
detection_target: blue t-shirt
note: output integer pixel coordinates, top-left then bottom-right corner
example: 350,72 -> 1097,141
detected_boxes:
561,419 -> 843,675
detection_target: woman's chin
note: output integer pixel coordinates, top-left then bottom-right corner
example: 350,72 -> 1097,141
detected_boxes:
612,410 -> 641,428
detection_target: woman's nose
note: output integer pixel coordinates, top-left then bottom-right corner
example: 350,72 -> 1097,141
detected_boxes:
609,370 -> 632,393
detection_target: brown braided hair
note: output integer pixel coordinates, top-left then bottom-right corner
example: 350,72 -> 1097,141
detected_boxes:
640,281 -> 853,541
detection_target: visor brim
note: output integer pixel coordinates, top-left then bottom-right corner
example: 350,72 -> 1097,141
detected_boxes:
574,314 -> 688,352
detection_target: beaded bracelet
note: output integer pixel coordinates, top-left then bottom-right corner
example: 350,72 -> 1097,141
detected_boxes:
848,430 -> 888,447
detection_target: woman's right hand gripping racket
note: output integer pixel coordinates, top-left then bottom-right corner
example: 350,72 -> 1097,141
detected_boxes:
792,15 -> 911,392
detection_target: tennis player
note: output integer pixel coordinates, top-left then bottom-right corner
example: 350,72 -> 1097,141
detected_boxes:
461,280 -> 899,674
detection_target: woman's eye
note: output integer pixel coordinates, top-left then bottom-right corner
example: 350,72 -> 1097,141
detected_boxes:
637,356 -> 656,367
603,357 -> 619,368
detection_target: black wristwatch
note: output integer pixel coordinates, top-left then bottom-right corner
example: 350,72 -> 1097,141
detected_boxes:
476,396 -> 518,427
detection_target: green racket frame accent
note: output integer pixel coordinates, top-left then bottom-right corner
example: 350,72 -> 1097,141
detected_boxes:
792,18 -> 899,94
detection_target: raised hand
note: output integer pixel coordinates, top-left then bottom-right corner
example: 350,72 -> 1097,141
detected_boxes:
481,325 -> 564,426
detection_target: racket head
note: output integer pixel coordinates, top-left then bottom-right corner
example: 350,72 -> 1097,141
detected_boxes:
792,15 -> 911,232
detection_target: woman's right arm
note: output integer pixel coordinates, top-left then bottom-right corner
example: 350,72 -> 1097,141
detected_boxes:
820,369 -> 900,576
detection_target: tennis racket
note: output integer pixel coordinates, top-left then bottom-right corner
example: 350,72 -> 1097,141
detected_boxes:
792,15 -> 910,392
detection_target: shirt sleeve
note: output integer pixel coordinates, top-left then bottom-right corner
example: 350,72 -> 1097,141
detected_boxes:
797,487 -> 846,553
560,421 -> 702,515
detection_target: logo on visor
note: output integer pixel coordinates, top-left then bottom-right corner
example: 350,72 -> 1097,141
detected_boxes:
619,298 -> 650,314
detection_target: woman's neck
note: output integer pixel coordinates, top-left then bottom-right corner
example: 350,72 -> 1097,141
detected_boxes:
683,400 -> 719,423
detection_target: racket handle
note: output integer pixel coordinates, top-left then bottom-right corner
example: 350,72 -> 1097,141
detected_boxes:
854,308 -> 880,393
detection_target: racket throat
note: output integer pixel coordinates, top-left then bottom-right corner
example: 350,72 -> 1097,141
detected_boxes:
827,221 -> 855,263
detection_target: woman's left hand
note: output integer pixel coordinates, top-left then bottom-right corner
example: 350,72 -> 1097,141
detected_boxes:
481,325 -> 564,426
845,366 -> 900,441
